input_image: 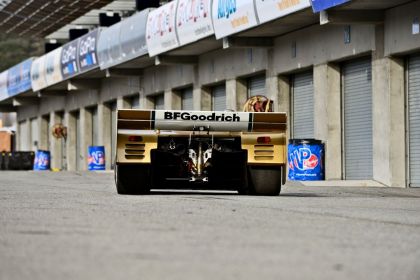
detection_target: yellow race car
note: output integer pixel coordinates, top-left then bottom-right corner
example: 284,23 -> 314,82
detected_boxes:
115,109 -> 287,195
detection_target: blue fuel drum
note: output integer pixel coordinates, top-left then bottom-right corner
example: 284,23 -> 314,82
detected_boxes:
288,139 -> 324,181
33,150 -> 50,171
88,146 -> 106,171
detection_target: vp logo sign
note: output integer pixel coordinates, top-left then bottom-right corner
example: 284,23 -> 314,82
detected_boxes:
288,147 -> 319,171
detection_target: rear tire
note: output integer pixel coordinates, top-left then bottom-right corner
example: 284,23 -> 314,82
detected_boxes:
247,166 -> 282,196
115,164 -> 151,195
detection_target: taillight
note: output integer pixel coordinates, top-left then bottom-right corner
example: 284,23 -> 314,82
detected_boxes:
128,136 -> 143,142
257,136 -> 271,144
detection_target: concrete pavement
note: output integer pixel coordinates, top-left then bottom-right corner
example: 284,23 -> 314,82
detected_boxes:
0,171 -> 419,280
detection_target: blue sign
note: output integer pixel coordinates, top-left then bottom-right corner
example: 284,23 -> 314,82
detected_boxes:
7,58 -> 33,96
61,39 -> 79,79
310,0 -> 351,13
78,29 -> 99,73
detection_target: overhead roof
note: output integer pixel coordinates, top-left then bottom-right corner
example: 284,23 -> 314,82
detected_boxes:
0,0 -> 129,38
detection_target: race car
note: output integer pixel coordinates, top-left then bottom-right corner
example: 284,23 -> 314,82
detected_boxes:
115,109 -> 287,195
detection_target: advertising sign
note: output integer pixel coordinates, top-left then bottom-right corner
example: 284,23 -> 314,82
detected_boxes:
212,0 -> 259,39
78,29 -> 100,73
256,0 -> 311,24
120,9 -> 150,62
31,56 -> 48,92
176,0 -> 214,46
310,0 -> 350,12
7,58 -> 33,96
45,47 -> 63,86
61,39 -> 80,79
146,0 -> 179,57
97,23 -> 123,70
0,70 -> 8,101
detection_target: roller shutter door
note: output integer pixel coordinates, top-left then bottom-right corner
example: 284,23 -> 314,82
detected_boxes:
408,55 -> 420,187
181,88 -> 193,110
155,94 -> 164,110
212,84 -> 226,111
248,75 -> 265,97
343,58 -> 373,180
292,71 -> 314,139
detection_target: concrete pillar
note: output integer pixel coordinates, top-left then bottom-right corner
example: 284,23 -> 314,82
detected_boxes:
49,112 -> 63,170
372,57 -> 405,187
313,63 -> 342,180
98,103 -> 112,170
38,116 -> 49,151
117,97 -> 130,109
226,79 -> 247,111
193,87 -> 211,111
78,108 -> 92,171
164,89 -> 181,110
265,76 -> 279,112
140,92 -> 154,110
278,76 -> 291,138
64,111 -> 76,171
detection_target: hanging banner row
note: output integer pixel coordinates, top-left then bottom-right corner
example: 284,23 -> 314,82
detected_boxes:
31,29 -> 100,92
0,0 -> 351,101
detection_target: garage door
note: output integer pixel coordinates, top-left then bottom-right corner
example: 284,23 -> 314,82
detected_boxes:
212,84 -> 226,111
343,58 -> 373,180
292,71 -> 314,139
155,94 -> 164,110
408,55 -> 420,187
248,75 -> 265,97
181,88 -> 193,110
19,121 -> 30,151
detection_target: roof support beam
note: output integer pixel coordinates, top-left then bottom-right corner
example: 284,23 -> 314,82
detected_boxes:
320,10 -> 384,25
67,79 -> 100,91
0,105 -> 16,112
12,97 -> 39,107
155,55 -> 198,66
38,91 -> 67,97
105,68 -> 143,77
223,37 -> 274,49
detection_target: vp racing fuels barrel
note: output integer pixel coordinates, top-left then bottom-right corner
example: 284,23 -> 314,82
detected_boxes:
114,110 -> 287,196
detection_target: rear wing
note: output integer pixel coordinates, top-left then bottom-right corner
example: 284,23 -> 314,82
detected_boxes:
117,110 -> 287,132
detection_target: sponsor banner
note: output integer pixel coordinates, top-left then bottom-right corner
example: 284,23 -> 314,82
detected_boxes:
146,0 -> 179,57
78,29 -> 100,73
176,0 -> 214,46
0,70 -> 8,101
256,0 -> 311,24
310,0 -> 350,12
45,47 -> 64,86
97,23 -> 122,70
7,58 -> 33,96
120,9 -> 150,63
155,110 -> 250,131
212,0 -> 259,39
61,39 -> 80,79
31,56 -> 48,92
